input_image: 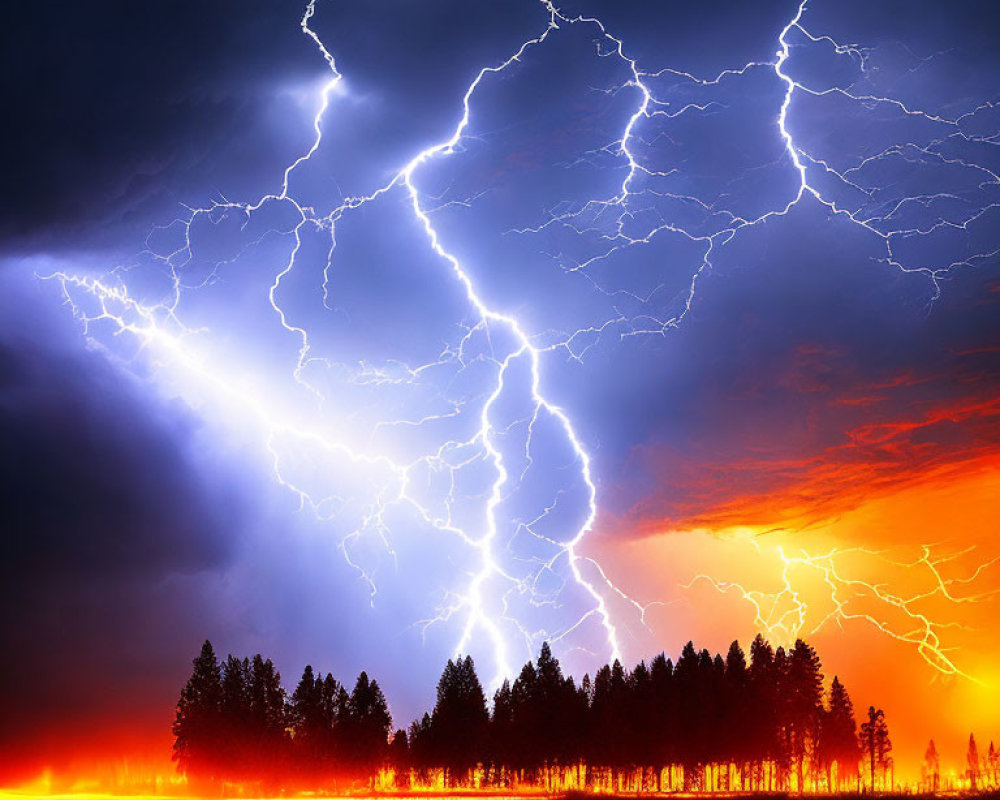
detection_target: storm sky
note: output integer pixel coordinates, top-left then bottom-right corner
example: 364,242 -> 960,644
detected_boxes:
2,0 -> 999,784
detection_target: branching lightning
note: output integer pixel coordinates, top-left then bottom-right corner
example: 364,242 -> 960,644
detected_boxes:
43,0 -> 998,685
685,543 -> 1000,680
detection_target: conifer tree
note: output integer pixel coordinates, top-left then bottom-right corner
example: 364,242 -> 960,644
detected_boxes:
430,655 -> 488,785
819,676 -> 859,790
859,706 -> 891,790
173,640 -> 223,779
923,739 -> 940,792
347,671 -> 392,781
968,733 -> 981,790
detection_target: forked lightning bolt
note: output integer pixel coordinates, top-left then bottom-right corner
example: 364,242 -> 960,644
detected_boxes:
686,543 -> 1000,680
45,0 -> 998,684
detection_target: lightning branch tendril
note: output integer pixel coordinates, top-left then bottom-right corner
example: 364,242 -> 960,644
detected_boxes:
685,543 -> 1000,680
43,0 -> 999,685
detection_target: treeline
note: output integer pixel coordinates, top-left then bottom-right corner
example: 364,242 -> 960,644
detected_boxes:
173,635 -> 893,792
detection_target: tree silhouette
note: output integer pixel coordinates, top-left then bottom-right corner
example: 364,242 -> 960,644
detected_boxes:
987,741 -> 999,789
859,706 -> 892,790
171,634 -> 896,794
923,739 -> 940,792
787,639 -> 823,791
819,675 -> 859,790
389,728 -> 410,788
968,733 -> 982,790
172,640 -> 223,779
430,655 -> 488,786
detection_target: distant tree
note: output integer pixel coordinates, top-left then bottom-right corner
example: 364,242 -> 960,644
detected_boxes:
532,642 -> 580,787
649,653 -> 675,790
673,641 -> 702,789
630,660 -> 657,791
923,739 -> 940,792
722,640 -> 749,786
819,676 -> 859,790
407,713 -> 434,785
512,659 -> 540,779
389,728 -> 410,788
987,741 -> 999,789
173,640 -> 223,779
248,654 -> 287,781
772,645 -> 792,789
347,671 -> 392,783
968,733 -> 981,790
316,672 -> 344,775
859,706 -> 892,790
430,655 -> 488,786
219,655 -> 251,776
787,640 -> 824,790
489,679 -> 514,785
290,665 -> 326,779
748,634 -> 778,790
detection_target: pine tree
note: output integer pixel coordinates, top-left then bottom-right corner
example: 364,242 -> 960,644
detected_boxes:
859,706 -> 891,790
219,655 -> 251,777
987,741 -> 999,789
389,728 -> 410,788
347,671 -> 392,782
431,656 -> 488,785
172,640 -> 223,779
748,634 -> 777,790
819,676 -> 859,790
248,654 -> 287,780
290,665 -> 325,778
649,653 -> 675,790
923,739 -> 940,792
968,733 -> 981,790
512,660 -> 540,778
787,640 -> 823,790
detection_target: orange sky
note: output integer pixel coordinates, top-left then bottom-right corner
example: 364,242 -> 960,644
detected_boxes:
596,461 -> 1000,784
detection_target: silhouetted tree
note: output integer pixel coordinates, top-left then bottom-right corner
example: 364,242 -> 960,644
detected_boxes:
430,655 -> 488,786
219,655 -> 251,776
859,706 -> 891,790
248,654 -> 287,782
173,640 -> 223,780
389,728 -> 409,788
489,679 -> 514,786
511,659 -> 540,780
968,733 -> 981,790
748,634 -> 779,790
346,671 -> 392,784
787,640 -> 823,791
407,713 -> 434,785
722,641 -> 749,788
171,633 -> 883,794
819,675 -> 859,790
923,739 -> 940,792
290,665 -> 326,780
649,653 -> 675,790
987,741 -> 999,789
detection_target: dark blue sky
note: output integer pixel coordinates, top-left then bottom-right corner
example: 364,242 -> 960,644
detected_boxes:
2,0 -> 999,779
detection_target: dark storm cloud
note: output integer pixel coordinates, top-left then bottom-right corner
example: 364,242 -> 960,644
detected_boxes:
2,0 -> 318,248
0,277 -> 242,775
1,0 -> 545,251
592,208 -> 1000,531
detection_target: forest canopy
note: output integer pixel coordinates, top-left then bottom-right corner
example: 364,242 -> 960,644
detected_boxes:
173,636 -> 898,793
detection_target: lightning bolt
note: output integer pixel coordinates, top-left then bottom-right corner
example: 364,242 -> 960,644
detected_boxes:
41,0 -> 998,686
685,542 -> 1000,680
